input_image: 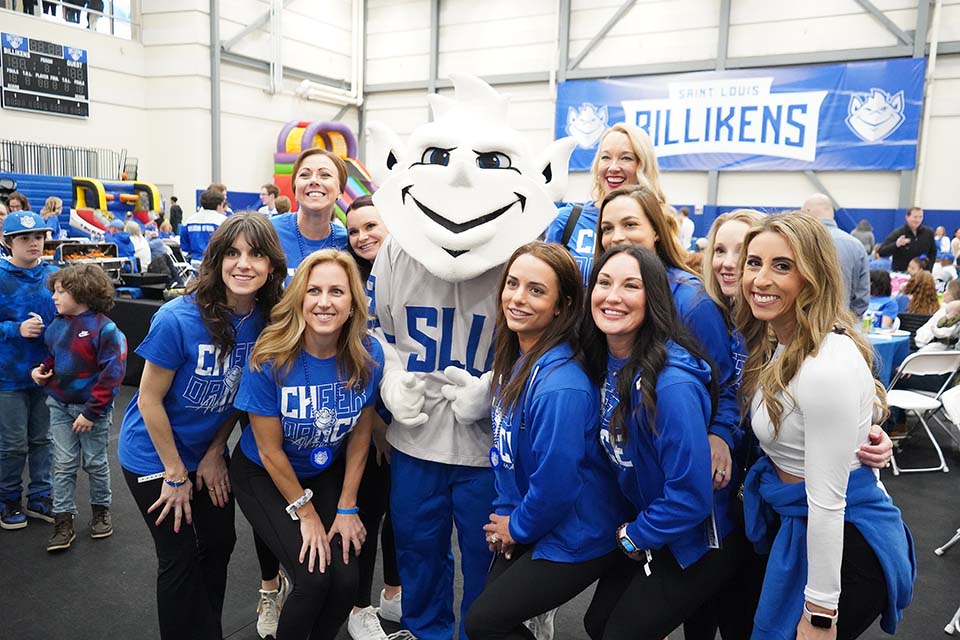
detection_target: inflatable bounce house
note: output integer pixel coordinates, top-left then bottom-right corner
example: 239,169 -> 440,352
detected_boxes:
274,120 -> 377,221
0,171 -> 162,238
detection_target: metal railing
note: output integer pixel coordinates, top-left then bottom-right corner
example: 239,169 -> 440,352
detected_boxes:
0,139 -> 124,179
0,0 -> 135,40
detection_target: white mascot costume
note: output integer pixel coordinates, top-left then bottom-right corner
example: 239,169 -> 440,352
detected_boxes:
367,74 -> 576,639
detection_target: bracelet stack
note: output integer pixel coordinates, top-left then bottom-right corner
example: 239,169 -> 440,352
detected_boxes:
164,474 -> 188,487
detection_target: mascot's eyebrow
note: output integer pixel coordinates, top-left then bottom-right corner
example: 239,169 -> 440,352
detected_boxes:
401,185 -> 526,234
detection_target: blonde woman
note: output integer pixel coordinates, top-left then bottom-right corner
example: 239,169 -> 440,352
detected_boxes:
736,212 -> 914,640
231,249 -> 384,640
546,123 -> 671,283
40,195 -> 63,238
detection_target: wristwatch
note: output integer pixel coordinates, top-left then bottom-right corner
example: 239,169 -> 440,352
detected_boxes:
285,488 -> 314,521
803,604 -> 838,629
617,524 -> 639,555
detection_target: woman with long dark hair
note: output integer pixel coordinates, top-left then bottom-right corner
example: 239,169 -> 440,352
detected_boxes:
231,249 -> 385,640
118,212 -> 287,639
464,242 -> 623,639
737,212 -> 914,639
581,245 -> 743,639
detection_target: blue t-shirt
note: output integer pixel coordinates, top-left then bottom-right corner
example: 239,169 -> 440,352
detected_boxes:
545,202 -> 599,285
117,295 -> 265,474
235,337 -> 384,478
868,296 -> 900,328
270,213 -> 348,284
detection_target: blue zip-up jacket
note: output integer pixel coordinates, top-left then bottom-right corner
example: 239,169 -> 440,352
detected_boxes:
668,267 -> 739,452
744,457 -> 916,639
600,341 -> 734,568
545,202 -> 599,285
0,258 -> 58,391
491,343 -> 626,562
41,311 -> 128,420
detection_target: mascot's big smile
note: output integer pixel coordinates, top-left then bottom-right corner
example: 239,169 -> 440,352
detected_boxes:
401,186 -> 527,258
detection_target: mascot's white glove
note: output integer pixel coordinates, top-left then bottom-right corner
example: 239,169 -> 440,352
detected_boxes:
441,367 -> 493,424
375,331 -> 429,428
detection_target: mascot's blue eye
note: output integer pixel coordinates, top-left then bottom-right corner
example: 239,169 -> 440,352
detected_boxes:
421,147 -> 450,165
476,152 -> 512,169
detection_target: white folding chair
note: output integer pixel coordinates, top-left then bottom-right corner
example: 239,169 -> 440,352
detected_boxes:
936,528 -> 960,634
886,350 -> 960,475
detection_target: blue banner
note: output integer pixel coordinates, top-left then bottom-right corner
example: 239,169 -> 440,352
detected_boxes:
557,58 -> 926,172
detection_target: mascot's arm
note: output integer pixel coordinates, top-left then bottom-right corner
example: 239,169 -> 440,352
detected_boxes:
372,331 -> 429,428
441,367 -> 493,424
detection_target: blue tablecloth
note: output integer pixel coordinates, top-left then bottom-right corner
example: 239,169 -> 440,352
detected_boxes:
869,333 -> 911,387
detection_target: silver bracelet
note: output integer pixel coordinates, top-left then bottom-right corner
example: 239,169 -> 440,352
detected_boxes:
285,488 -> 314,521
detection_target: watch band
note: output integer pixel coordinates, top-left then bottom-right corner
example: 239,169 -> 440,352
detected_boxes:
285,488 -> 314,521
803,604 -> 838,629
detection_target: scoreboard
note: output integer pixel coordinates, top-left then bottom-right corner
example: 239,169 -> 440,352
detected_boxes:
1,32 -> 89,118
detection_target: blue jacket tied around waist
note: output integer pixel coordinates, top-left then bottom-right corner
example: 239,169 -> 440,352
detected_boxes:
743,457 -> 916,640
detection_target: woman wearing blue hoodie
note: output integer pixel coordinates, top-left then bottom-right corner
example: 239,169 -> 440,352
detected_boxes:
464,242 -> 624,640
736,213 -> 914,640
580,245 -> 744,640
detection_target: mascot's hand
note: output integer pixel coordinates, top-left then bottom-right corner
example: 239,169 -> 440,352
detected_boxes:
441,367 -> 492,424
381,371 -> 428,427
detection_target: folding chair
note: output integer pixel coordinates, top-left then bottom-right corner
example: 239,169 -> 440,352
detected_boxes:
886,350 -> 960,475
896,312 -> 933,352
935,527 -> 960,634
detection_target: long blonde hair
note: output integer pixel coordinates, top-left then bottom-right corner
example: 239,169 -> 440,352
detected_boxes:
734,212 -> 887,434
250,249 -> 373,390
40,196 -> 62,220
590,123 -> 667,206
702,209 -> 766,315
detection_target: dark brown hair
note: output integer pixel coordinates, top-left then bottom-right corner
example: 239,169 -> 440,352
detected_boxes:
48,264 -> 116,313
490,242 -> 583,412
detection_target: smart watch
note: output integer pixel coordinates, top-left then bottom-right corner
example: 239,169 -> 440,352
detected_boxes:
803,604 -> 838,629
617,524 -> 639,555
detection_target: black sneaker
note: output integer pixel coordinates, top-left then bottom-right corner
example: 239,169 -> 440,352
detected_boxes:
26,494 -> 54,523
47,513 -> 76,552
90,505 -> 113,539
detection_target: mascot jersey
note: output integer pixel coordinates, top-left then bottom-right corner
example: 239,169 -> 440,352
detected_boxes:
371,235 -> 497,467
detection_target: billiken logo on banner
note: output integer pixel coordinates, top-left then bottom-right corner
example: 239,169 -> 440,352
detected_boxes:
621,77 -> 828,162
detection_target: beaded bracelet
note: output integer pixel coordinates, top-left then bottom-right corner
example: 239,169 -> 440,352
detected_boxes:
337,506 -> 360,515
164,474 -> 188,487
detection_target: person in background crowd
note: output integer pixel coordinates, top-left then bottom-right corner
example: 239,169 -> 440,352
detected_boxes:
275,196 -> 292,215
342,195 -> 404,640
677,206 -> 695,251
231,249 -> 383,640
126,221 -> 151,273
143,223 -> 168,262
877,207 -> 936,272
159,221 -> 175,239
0,202 -> 7,256
207,182 -> 234,216
104,219 -> 137,271
465,242 -> 625,640
935,226 -> 951,254
581,245 -> 743,640
117,213 -> 286,640
168,196 -> 183,235
180,188 -> 228,266
87,0 -> 104,30
851,220 -> 875,254
736,212 -> 915,640
270,148 -> 349,283
902,271 -> 941,316
6,192 -> 30,212
259,184 -> 280,216
868,270 -> 899,330
933,251 -> 957,289
30,265 -> 126,552
546,123 -> 670,284
40,196 -> 63,239
906,256 -> 927,277
915,279 -> 960,351
63,0 -> 83,23
951,228 -> 960,260
802,194 -> 870,316
0,211 -> 58,531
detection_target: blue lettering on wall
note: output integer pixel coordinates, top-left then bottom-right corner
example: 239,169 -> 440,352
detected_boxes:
739,105 -> 758,143
714,107 -> 735,141
761,105 -> 782,144
683,108 -> 700,143
785,104 -> 806,147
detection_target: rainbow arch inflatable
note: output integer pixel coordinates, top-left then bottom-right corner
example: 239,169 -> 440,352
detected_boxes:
274,120 -> 376,221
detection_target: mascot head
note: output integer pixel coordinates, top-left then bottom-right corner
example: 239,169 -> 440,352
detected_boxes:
369,74 -> 576,282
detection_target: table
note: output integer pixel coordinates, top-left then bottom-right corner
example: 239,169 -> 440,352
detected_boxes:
868,332 -> 911,387
107,297 -> 164,386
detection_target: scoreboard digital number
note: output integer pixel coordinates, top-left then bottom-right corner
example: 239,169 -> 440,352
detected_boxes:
1,32 -> 89,118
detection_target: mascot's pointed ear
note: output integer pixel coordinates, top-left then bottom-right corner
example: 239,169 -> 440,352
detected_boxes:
366,121 -> 406,185
534,137 -> 577,202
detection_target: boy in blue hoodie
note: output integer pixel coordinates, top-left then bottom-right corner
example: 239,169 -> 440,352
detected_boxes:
32,264 -> 127,551
0,211 -> 59,530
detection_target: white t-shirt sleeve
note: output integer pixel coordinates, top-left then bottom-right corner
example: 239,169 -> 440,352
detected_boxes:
795,342 -> 863,610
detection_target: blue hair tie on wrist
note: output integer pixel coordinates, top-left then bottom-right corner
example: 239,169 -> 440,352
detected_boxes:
337,506 -> 360,515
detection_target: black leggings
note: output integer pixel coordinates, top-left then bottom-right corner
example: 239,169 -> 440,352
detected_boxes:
465,544 -> 620,640
230,446 -> 358,640
585,535 -> 743,640
355,447 -> 399,607
834,522 -> 888,639
123,465 -> 236,640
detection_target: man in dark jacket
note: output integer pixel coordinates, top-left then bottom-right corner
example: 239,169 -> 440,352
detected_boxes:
876,207 -> 937,272
168,196 -> 183,234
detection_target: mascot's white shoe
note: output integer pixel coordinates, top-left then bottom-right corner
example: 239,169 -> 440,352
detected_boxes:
523,608 -> 558,640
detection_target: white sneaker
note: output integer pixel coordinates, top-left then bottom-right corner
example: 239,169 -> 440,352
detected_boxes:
523,608 -> 558,640
256,571 -> 291,639
379,588 -> 402,623
348,606 -> 389,640
385,632 -> 418,640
